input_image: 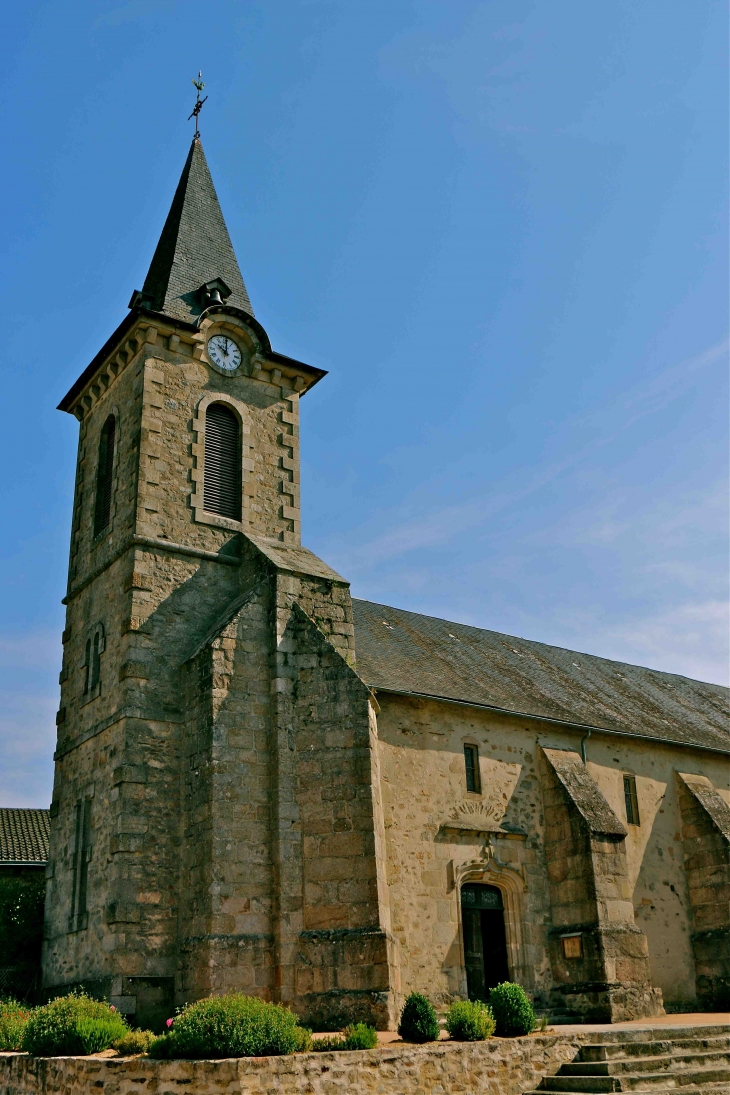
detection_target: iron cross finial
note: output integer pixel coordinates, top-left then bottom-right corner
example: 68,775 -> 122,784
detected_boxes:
188,71 -> 208,138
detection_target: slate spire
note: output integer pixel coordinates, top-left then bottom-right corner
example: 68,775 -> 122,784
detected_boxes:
140,136 -> 254,322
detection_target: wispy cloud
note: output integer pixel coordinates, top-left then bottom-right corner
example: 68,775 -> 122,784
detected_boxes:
600,601 -> 729,685
339,339 -> 728,570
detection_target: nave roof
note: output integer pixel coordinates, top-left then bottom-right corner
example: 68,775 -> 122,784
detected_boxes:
352,598 -> 730,754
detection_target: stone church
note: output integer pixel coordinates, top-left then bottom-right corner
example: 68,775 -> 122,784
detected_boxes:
43,136 -> 730,1032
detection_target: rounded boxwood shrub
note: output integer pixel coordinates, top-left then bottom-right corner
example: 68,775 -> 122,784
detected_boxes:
445,1000 -> 495,1041
0,999 -> 31,1051
489,982 -> 535,1037
148,994 -> 310,1059
397,993 -> 440,1043
21,993 -> 129,1057
312,1023 -> 378,1052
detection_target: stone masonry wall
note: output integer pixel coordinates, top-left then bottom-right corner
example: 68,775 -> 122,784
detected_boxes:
374,693 -> 730,1017
0,1031 -> 594,1095
376,695 -> 550,1007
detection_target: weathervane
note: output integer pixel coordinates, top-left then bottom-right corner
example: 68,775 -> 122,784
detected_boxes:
188,72 -> 208,138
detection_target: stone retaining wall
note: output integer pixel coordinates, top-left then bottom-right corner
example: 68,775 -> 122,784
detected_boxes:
0,1032 -> 590,1095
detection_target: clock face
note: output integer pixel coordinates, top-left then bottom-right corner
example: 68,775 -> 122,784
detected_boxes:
207,334 -> 242,372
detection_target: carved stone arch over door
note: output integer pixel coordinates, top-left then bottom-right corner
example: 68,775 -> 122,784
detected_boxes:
453,855 -> 531,990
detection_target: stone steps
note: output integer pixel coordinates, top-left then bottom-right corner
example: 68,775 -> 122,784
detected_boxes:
539,1068 -> 730,1092
522,1028 -> 730,1095
526,1082 -> 730,1095
561,1051 -> 730,1076
564,1026 -> 730,1042
582,1039 -> 730,1062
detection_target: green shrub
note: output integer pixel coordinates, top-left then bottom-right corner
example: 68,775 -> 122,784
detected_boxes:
312,1023 -> 378,1052
75,1016 -> 130,1055
397,993 -> 440,1043
311,1033 -> 343,1052
21,993 -> 129,1057
489,982 -> 535,1037
147,994 -> 310,1059
343,1023 -> 378,1050
112,1028 -> 155,1055
445,1000 -> 495,1041
0,999 -> 31,1051
147,1033 -> 172,1058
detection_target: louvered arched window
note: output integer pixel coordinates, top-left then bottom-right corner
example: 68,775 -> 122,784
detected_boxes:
204,403 -> 242,520
94,415 -> 116,535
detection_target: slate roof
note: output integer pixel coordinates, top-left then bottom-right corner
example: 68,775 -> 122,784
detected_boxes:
352,599 -> 730,754
141,136 -> 254,323
0,808 -> 50,865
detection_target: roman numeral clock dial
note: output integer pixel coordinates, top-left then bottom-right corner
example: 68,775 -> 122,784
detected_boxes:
207,334 -> 242,372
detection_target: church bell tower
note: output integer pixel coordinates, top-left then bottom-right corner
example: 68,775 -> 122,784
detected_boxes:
43,136 -> 399,1031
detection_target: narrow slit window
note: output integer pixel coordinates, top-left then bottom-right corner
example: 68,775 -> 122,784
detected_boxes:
464,744 -> 481,794
623,775 -> 640,825
83,639 -> 91,695
82,625 -> 104,700
204,403 -> 242,520
76,797 -> 92,924
94,415 -> 116,535
70,797 -> 92,931
69,802 -> 81,925
90,632 -> 101,690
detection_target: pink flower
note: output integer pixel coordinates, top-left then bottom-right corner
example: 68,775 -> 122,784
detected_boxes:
166,1018 -> 173,1028
110,1006 -> 116,1012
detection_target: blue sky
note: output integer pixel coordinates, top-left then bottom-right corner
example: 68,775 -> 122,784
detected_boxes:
0,1 -> 727,807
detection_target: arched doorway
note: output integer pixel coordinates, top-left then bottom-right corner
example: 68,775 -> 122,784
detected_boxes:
461,883 -> 510,1000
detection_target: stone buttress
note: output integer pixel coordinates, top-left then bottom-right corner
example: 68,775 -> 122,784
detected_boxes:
540,747 -> 664,1022
179,536 -> 399,1028
676,771 -> 730,1010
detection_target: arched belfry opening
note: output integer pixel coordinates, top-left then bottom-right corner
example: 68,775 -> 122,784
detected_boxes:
461,882 -> 510,999
203,401 -> 242,520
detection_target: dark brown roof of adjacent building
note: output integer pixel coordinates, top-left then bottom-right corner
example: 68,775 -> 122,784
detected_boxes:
352,599 -> 730,754
0,808 -> 50,865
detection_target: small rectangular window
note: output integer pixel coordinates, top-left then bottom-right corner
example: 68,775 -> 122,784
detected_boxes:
623,775 -> 640,825
464,744 -> 481,793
